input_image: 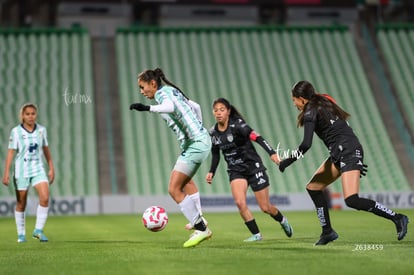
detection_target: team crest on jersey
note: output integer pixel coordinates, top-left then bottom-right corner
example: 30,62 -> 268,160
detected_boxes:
227,134 -> 234,142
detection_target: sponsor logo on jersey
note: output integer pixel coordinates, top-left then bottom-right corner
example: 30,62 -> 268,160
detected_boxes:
28,143 -> 38,153
211,136 -> 221,145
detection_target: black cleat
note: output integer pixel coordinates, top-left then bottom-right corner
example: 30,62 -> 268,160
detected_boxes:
314,230 -> 338,246
394,214 -> 409,241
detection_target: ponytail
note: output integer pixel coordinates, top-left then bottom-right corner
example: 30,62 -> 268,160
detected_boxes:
155,68 -> 189,100
292,80 -> 350,127
138,68 -> 189,100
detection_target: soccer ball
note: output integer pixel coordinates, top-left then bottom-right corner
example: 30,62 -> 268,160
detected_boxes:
142,206 -> 168,232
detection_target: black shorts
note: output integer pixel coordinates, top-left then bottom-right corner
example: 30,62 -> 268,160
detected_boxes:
228,170 -> 270,192
329,141 -> 366,174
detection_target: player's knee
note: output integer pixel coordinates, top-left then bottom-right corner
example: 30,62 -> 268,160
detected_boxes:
234,199 -> 247,211
258,204 -> 272,214
39,197 -> 49,207
345,194 -> 362,210
168,187 -> 180,201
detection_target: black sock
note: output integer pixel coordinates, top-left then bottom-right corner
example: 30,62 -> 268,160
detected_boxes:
307,189 -> 333,234
271,210 -> 284,223
245,219 -> 260,235
194,217 -> 207,231
345,194 -> 397,221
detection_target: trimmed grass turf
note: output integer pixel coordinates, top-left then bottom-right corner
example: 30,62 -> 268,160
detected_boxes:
0,210 -> 413,275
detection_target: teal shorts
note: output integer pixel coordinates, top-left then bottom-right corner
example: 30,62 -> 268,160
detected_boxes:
14,171 -> 49,191
174,133 -> 212,178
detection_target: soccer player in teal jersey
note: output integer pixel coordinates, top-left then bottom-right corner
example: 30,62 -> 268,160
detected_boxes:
2,103 -> 55,242
130,68 -> 212,248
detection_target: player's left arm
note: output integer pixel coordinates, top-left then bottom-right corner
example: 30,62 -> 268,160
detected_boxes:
249,130 -> 279,165
42,146 -> 55,184
130,97 -> 174,113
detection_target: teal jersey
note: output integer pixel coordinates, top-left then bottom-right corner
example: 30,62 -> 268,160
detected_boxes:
8,124 -> 48,178
154,86 -> 206,149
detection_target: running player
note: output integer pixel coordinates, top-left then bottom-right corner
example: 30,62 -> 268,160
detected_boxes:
2,103 -> 55,242
206,98 -> 293,242
130,68 -> 212,248
279,80 -> 409,245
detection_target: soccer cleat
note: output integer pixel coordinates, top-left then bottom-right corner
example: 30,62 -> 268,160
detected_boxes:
243,233 -> 263,242
394,214 -> 409,241
314,230 -> 338,246
183,228 -> 212,248
185,216 -> 208,230
17,235 -> 27,243
280,217 -> 293,238
32,229 -> 48,242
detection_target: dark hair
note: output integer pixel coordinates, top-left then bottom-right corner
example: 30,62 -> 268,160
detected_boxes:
292,80 -> 350,127
137,68 -> 189,100
212,98 -> 245,122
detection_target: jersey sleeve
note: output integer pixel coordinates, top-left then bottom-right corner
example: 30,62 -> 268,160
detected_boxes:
8,128 -> 18,150
150,98 -> 174,113
295,106 -> 317,157
188,100 -> 203,122
208,127 -> 220,174
303,106 -> 318,124
41,127 -> 49,147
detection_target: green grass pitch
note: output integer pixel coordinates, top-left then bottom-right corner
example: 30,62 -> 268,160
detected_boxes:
0,210 -> 413,275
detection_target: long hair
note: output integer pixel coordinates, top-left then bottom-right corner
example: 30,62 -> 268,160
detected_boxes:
212,98 -> 246,122
292,80 -> 350,127
137,68 -> 189,100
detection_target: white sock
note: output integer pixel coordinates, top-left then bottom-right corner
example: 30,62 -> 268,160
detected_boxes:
179,195 -> 201,226
15,211 -> 25,236
188,192 -> 203,216
35,205 -> 49,231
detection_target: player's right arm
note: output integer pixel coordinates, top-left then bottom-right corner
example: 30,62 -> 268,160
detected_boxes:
206,143 -> 220,184
2,149 -> 15,186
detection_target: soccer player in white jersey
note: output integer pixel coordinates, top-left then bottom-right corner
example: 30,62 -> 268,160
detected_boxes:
2,103 -> 55,242
130,68 -> 212,248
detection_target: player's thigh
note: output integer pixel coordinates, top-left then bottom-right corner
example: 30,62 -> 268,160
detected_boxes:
307,158 -> 340,190
341,170 -> 361,198
230,178 -> 249,204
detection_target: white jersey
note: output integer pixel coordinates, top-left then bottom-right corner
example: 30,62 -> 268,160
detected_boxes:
8,124 -> 48,178
152,86 -> 207,149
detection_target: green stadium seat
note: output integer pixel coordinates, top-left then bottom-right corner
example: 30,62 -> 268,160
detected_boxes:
115,26 -> 410,196
0,29 -> 99,197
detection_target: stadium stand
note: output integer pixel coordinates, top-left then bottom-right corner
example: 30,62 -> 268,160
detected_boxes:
0,28 -> 99,197
115,25 -> 411,196
376,24 -> 414,136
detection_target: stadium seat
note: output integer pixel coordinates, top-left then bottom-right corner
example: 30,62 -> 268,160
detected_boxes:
115,26 -> 410,196
0,28 -> 99,197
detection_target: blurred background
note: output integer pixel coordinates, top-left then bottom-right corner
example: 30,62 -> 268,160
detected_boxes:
0,0 -> 413,215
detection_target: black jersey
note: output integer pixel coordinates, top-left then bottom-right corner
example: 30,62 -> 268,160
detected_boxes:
304,105 -> 360,150
209,118 -> 266,175
279,100 -> 365,173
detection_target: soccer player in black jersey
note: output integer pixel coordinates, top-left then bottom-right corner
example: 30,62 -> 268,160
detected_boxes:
206,98 -> 293,242
279,80 -> 409,245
